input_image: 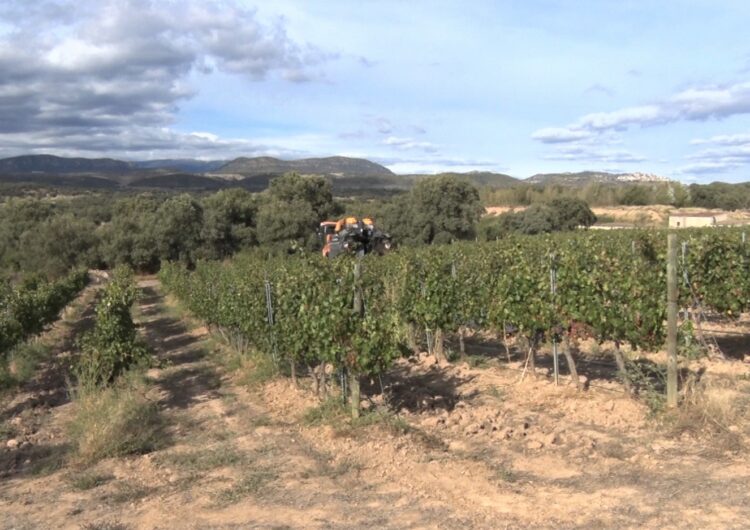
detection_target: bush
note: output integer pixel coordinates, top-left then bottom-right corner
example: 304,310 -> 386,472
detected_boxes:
76,266 -> 148,386
0,341 -> 50,389
68,372 -> 165,464
0,269 -> 88,356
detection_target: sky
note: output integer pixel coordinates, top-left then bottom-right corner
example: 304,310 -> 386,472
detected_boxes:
1,1 -> 750,182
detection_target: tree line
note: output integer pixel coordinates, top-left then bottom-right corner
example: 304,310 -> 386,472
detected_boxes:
480,180 -> 750,210
0,173 -> 599,281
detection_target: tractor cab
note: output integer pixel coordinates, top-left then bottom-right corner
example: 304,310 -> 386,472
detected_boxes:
320,216 -> 392,258
319,221 -> 338,243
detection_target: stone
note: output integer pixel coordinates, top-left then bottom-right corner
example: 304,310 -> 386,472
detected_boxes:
6,439 -> 18,449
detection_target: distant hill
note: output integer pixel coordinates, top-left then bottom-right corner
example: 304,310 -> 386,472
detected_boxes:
0,154 -> 132,174
526,171 -> 669,186
132,159 -> 226,173
417,171 -> 520,188
214,156 -> 395,178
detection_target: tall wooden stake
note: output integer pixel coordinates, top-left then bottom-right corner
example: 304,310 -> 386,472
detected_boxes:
667,232 -> 678,408
350,259 -> 363,419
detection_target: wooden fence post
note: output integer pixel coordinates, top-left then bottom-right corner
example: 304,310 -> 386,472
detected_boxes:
667,232 -> 678,408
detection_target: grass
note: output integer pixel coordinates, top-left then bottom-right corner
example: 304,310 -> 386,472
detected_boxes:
68,371 -> 167,465
234,351 -> 278,389
302,398 -> 447,450
157,445 -> 245,473
465,354 -> 490,368
213,469 -> 277,505
108,480 -> 152,504
0,422 -> 16,442
81,521 -> 130,530
492,465 -> 518,484
485,385 -> 505,400
669,379 -> 749,451
302,396 -> 348,426
300,454 -> 363,480
0,341 -> 52,389
68,470 -> 113,490
28,444 -> 70,476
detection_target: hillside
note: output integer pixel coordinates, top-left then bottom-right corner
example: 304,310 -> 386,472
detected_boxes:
0,154 -> 132,174
215,156 -> 395,178
132,159 -> 226,173
428,171 -> 519,188
527,171 -> 669,186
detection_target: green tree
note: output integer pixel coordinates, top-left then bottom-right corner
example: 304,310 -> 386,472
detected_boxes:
408,175 -> 484,244
100,194 -> 162,272
200,188 -> 258,259
548,197 -> 597,229
154,194 -> 204,265
255,173 -> 340,249
17,214 -> 100,278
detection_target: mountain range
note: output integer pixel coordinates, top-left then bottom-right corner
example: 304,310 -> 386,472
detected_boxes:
0,154 -> 670,192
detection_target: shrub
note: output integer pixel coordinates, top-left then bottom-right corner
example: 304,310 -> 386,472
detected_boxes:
76,266 -> 148,386
68,372 -> 165,464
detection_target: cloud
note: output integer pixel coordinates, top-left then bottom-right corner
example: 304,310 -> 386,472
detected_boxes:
681,132 -> 750,175
0,0 -> 331,158
543,144 -> 646,164
690,132 -> 750,146
531,128 -> 592,144
0,126 -> 307,161
358,56 -> 377,68
584,83 -> 615,97
532,80 -> 750,141
370,155 -> 505,175
383,136 -> 439,153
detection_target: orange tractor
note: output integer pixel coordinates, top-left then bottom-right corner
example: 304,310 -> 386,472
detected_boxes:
319,216 -> 392,258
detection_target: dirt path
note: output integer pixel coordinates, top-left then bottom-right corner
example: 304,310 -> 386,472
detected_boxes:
1,278 -> 749,529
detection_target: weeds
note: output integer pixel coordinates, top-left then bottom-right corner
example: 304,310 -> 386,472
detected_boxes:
81,521 -> 130,530
0,422 -> 16,442
28,444 -> 70,476
492,465 -> 518,484
213,469 -> 276,505
157,445 -> 245,473
68,371 -> 166,465
669,379 -> 749,451
485,385 -> 505,400
0,341 -> 51,388
465,355 -> 490,368
68,470 -> 113,490
625,359 -> 667,416
302,397 -> 347,426
300,455 -> 363,479
235,351 -> 278,389
108,480 -> 151,504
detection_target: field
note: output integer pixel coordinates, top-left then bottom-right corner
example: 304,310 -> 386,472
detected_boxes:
485,204 -> 750,228
2,233 -> 750,528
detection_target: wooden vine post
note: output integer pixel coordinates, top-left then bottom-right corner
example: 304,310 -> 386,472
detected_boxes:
667,232 -> 678,408
350,258 -> 363,419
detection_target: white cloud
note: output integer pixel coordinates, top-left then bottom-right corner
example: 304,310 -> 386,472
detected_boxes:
383,136 -> 439,153
680,131 -> 750,175
0,0 -> 332,158
691,132 -> 750,146
532,80 -> 750,142
543,144 -> 646,164
531,127 -> 591,144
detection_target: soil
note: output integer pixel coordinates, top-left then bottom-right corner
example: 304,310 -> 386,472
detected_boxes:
1,277 -> 749,529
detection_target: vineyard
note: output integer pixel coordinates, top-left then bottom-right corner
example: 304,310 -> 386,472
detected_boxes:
160,227 -> 750,413
1,229 -> 748,529
0,270 -> 88,358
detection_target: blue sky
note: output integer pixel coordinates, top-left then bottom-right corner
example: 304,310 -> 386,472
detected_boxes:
2,1 -> 750,181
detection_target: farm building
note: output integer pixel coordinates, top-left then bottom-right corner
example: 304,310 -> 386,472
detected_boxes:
668,212 -> 728,228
